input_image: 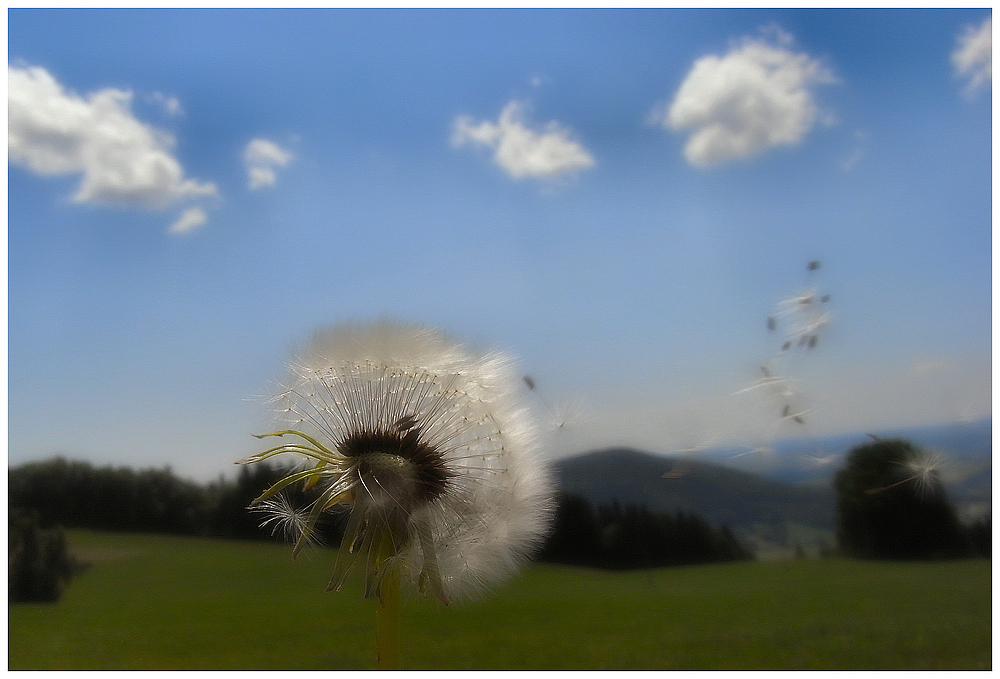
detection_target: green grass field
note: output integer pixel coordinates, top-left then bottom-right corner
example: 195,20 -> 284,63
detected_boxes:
8,530 -> 991,670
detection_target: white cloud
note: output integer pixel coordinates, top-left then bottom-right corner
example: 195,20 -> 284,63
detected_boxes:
150,91 -> 184,117
660,30 -> 835,167
452,100 -> 595,180
840,129 -> 868,172
952,17 -> 991,97
168,206 -> 208,235
8,64 -> 217,209
909,358 -> 955,378
243,138 -> 293,190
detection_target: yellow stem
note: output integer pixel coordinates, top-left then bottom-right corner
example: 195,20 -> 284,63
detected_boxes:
376,572 -> 401,670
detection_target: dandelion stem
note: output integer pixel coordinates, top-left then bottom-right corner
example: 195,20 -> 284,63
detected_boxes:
375,571 -> 401,670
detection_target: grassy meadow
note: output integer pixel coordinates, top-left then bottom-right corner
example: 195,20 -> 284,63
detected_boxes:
8,530 -> 991,670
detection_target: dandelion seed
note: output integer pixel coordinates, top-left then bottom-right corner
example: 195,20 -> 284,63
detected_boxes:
801,450 -> 839,468
864,450 -> 949,499
733,365 -> 809,427
730,365 -> 798,397
772,285 -> 831,352
524,373 -> 579,430
238,320 -> 554,606
902,450 -> 949,498
727,444 -> 773,460
252,493 -> 322,546
661,459 -> 691,479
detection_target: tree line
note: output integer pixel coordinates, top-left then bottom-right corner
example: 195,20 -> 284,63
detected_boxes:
10,437 -> 989,602
9,456 -> 753,601
8,457 -> 297,602
9,456 -> 752,561
9,456 -> 292,540
539,493 -> 753,569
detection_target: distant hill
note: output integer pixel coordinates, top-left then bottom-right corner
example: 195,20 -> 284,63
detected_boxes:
551,448 -> 836,557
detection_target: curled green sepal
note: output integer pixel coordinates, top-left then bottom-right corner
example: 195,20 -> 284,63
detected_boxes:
248,466 -> 334,506
327,503 -> 369,592
237,444 -> 325,466
364,516 -> 408,604
327,500 -> 414,605
240,430 -> 344,464
415,518 -> 449,606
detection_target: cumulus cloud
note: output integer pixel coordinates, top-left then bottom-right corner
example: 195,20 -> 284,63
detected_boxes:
8,64 -> 217,209
168,206 -> 209,235
658,29 -> 835,167
451,100 -> 595,180
150,91 -> 184,117
243,138 -> 294,190
952,17 -> 991,97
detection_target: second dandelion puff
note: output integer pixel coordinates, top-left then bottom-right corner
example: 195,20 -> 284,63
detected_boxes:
238,320 -> 554,606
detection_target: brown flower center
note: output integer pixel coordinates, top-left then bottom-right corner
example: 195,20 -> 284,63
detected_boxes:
340,415 -> 452,509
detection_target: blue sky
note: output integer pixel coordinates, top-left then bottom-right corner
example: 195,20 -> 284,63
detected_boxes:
8,9 -> 992,481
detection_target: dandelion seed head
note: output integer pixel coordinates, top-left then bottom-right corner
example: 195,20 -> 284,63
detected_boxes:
246,320 -> 554,603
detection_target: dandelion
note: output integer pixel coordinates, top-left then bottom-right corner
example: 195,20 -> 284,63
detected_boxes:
237,320 -> 554,667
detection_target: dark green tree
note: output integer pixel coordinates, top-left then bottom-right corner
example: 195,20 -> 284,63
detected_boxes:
538,495 -> 752,570
834,438 -> 968,559
9,508 -> 85,602
8,457 -> 210,534
967,517 -> 991,558
537,492 -> 602,566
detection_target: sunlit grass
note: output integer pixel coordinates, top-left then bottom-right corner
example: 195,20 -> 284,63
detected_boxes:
8,530 -> 990,670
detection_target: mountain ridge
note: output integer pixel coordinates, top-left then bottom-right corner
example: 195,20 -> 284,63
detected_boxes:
551,447 -> 836,557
